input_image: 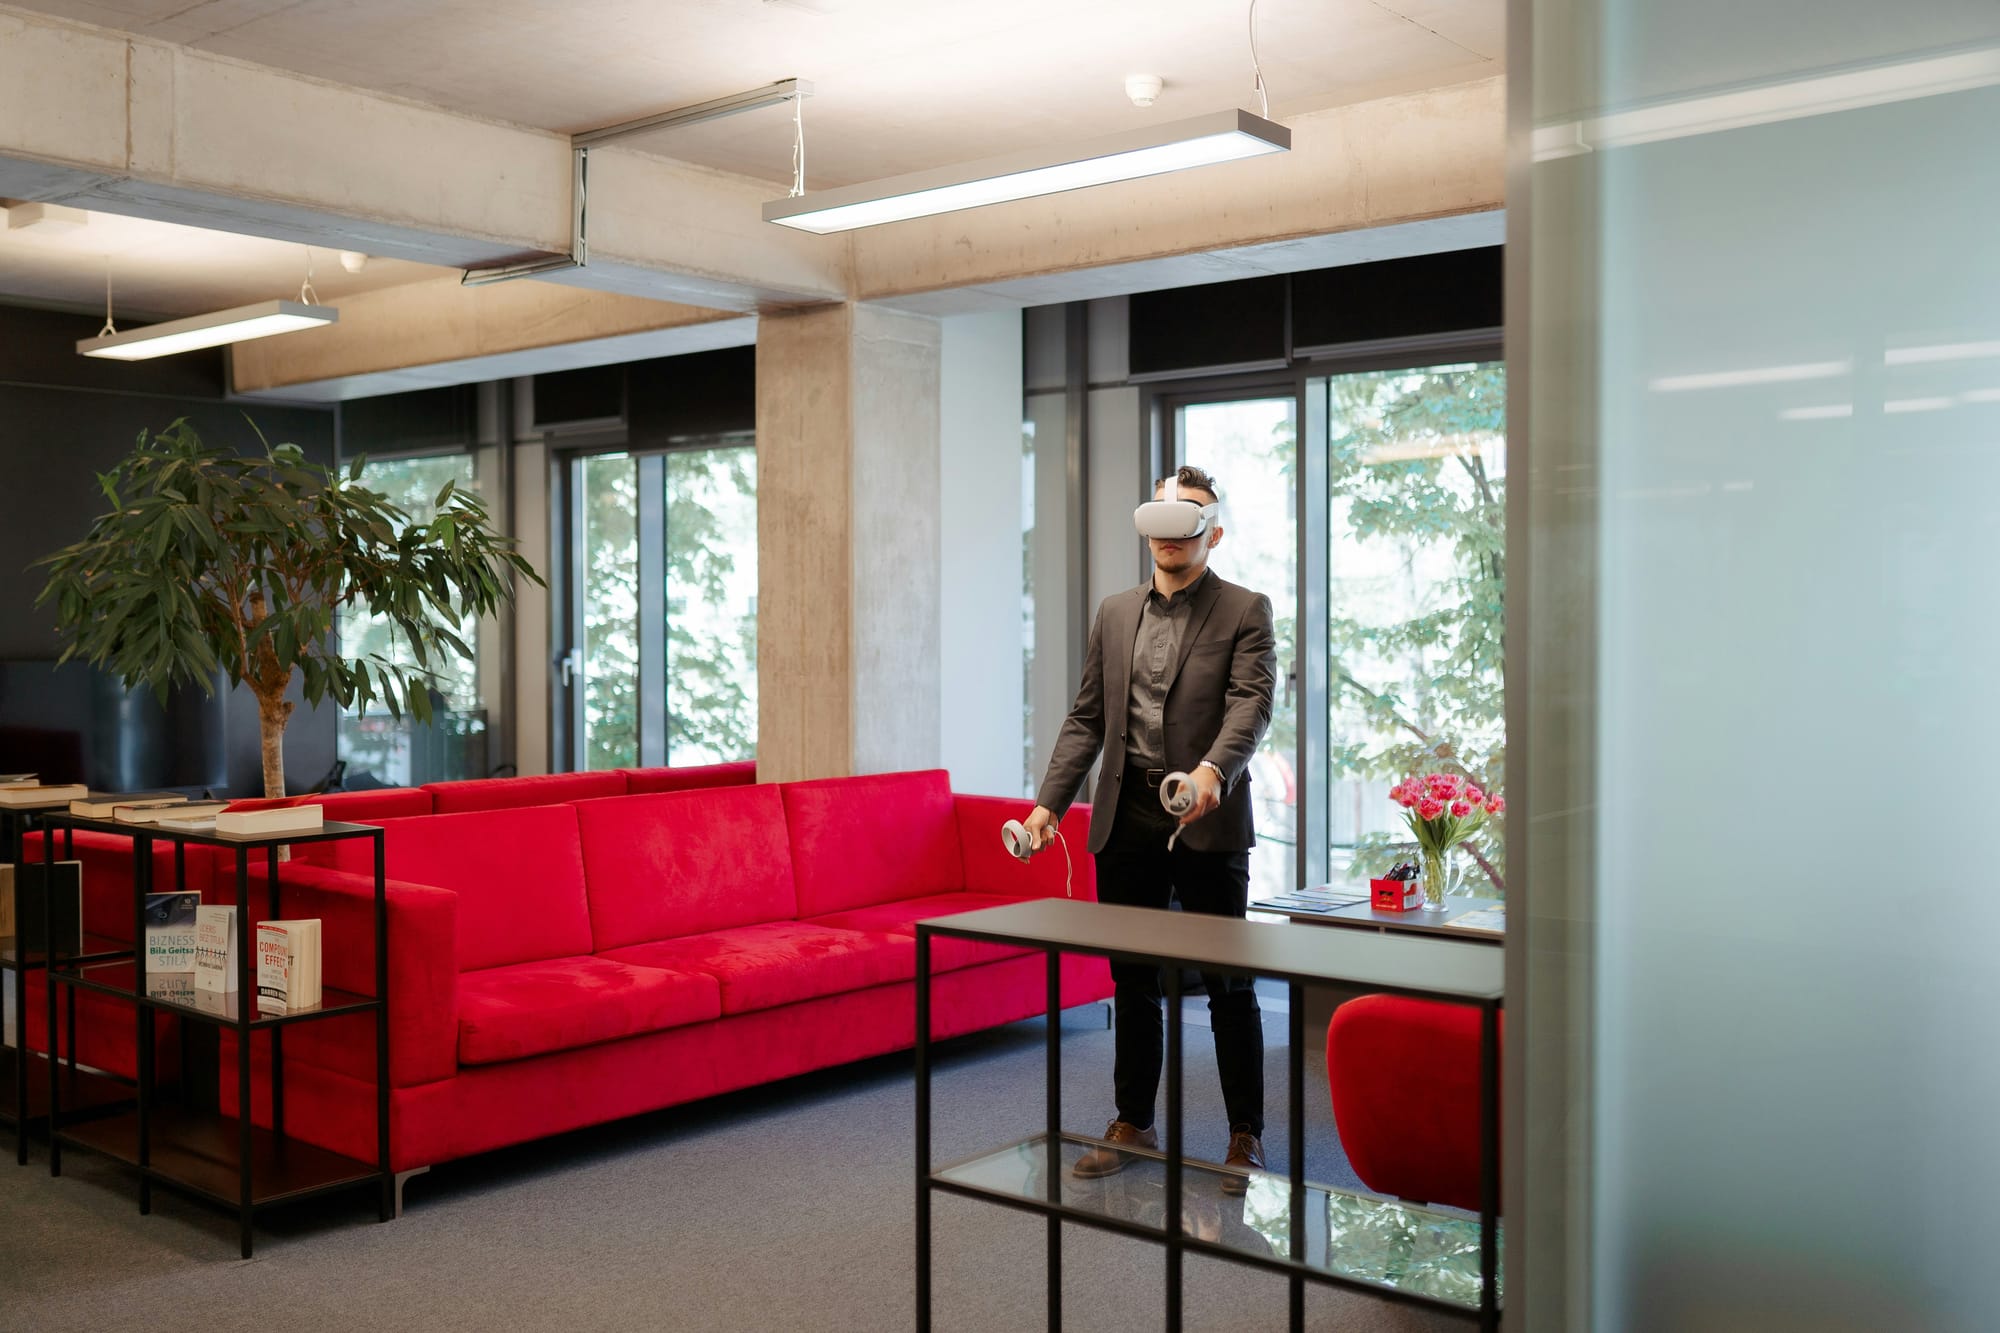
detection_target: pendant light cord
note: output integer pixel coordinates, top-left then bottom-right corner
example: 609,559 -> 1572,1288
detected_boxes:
1248,0 -> 1270,118
789,90 -> 807,197
299,246 -> 320,305
99,259 -> 116,337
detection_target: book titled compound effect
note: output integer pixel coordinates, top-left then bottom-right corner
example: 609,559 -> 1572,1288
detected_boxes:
256,919 -> 323,1016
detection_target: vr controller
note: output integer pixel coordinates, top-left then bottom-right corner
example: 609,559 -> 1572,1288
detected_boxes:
1003,771 -> 1199,862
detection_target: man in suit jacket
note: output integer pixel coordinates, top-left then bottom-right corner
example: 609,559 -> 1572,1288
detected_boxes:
1022,464 -> 1278,1193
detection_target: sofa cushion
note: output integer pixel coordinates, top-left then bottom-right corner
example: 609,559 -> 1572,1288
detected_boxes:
423,771 -> 627,814
807,891 -> 1033,972
325,805 -> 594,971
225,787 -> 434,822
782,769 -> 964,918
576,785 -> 798,949
620,761 -> 756,795
602,921 -> 916,1016
456,955 -> 721,1066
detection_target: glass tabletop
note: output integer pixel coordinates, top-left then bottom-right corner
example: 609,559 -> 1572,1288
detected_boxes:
935,1132 -> 1499,1310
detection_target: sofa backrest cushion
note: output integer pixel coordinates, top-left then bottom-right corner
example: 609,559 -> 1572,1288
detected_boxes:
226,787 -> 434,822
576,785 -> 798,950
782,769 -> 964,917
619,761 -> 757,796
423,771 -> 627,814
325,805 -> 593,971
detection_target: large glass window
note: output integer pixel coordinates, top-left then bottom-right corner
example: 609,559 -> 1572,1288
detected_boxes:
1320,361 -> 1506,895
568,441 -> 756,771
337,451 -> 485,787
1175,396 -> 1300,903
577,452 -> 640,770
662,445 -> 757,765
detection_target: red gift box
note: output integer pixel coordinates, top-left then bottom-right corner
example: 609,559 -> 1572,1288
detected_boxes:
1371,878 -> 1422,912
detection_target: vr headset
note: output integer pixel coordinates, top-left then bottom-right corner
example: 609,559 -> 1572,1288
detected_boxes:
1133,472 -> 1219,540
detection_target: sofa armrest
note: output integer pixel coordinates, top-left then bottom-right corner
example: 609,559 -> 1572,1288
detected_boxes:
953,794 -> 1097,901
251,863 -> 459,1087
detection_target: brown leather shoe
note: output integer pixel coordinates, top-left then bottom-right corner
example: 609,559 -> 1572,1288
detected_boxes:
1072,1119 -> 1159,1179
1220,1130 -> 1265,1196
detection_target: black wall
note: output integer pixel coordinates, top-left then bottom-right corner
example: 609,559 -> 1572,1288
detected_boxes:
0,304 -> 339,796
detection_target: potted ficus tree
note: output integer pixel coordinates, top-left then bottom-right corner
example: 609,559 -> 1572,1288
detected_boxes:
34,419 -> 541,799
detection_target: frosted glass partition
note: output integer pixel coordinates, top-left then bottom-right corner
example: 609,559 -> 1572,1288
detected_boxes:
1520,4 -> 2000,1327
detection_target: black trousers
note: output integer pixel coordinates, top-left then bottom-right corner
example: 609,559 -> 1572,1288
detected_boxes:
1093,767 -> 1265,1139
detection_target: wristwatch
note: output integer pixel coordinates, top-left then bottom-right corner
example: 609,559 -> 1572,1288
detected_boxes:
1196,760 -> 1224,781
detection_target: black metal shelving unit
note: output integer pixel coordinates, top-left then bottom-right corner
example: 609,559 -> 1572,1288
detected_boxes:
1,802 -> 133,1165
42,814 -> 392,1258
915,897 -> 1504,1333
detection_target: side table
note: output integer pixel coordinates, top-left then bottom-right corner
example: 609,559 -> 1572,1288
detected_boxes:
915,898 -> 1503,1332
42,815 -> 392,1258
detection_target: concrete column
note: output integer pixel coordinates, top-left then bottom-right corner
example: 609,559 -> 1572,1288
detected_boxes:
756,304 -> 941,783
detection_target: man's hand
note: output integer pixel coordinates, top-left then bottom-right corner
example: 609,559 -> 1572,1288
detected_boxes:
1024,805 -> 1059,851
1179,765 -> 1223,826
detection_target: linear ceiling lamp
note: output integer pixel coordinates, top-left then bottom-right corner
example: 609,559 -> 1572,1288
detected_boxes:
762,108 -> 1290,234
77,299 -> 338,360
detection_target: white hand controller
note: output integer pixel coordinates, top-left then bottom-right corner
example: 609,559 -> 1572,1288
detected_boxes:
1160,770 -> 1197,850
1001,818 -> 1074,896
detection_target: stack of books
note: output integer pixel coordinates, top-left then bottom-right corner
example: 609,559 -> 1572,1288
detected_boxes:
0,776 -> 89,807
256,919 -> 323,1015
118,799 -> 228,826
215,805 -> 325,836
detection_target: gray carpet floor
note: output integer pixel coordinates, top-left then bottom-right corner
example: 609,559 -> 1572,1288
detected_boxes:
0,1008 -> 1461,1333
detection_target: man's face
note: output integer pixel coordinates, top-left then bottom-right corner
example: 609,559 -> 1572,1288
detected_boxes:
1148,483 -> 1222,574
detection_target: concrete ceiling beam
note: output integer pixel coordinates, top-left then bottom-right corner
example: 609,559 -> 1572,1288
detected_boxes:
228,275 -> 754,401
0,9 -> 847,311
849,77 -> 1505,311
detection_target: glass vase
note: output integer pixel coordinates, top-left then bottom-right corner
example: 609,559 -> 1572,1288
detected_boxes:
1421,846 -> 1457,912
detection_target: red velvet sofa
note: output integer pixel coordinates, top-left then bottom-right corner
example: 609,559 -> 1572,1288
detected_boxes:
30,767 -> 1108,1179
1324,994 -> 1504,1213
20,762 -> 755,1082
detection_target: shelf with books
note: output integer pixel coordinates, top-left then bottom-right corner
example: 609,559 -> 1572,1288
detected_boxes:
58,1106 -> 378,1209
39,813 -> 390,1257
53,961 -> 377,1028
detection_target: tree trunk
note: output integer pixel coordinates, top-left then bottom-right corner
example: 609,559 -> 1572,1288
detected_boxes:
255,689 -> 295,799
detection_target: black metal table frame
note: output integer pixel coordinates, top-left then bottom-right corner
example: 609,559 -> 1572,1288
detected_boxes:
914,918 -> 1502,1333
1,806 -> 127,1165
41,815 -> 393,1258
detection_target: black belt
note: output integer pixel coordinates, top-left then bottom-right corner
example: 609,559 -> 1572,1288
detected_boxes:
1125,765 -> 1167,790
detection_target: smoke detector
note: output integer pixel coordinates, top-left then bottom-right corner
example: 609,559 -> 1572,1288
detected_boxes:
1124,74 -> 1164,108
338,250 -> 369,273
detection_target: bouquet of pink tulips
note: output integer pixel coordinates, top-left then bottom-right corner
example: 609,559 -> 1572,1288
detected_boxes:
1389,770 -> 1504,856
1389,771 -> 1504,908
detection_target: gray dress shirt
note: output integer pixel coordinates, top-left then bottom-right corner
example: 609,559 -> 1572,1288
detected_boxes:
1124,570 -> 1209,770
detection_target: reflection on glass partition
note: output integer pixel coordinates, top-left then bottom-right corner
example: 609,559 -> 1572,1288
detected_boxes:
1322,362 -> 1506,897
579,452 -> 639,770
1179,397 -> 1299,903
663,442 -> 757,765
337,451 -> 485,786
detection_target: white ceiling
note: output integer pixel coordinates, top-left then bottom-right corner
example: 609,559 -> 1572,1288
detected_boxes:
23,0 -> 1502,187
0,204 -> 449,319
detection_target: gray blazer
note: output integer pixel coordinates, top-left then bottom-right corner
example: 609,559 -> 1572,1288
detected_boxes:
1035,572 -> 1277,854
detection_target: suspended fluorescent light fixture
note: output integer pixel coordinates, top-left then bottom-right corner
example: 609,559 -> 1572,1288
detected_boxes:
77,299 -> 338,360
763,108 -> 1289,234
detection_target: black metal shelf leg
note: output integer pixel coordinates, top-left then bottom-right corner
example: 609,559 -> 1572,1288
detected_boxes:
1046,948 -> 1063,1333
1164,965 -> 1182,1333
915,929 -> 932,1333
1289,981 -> 1306,1333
